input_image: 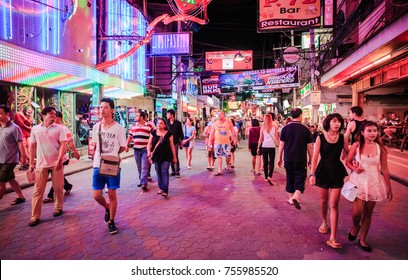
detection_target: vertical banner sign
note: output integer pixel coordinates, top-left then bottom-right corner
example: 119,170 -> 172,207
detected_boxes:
258,0 -> 321,32
323,0 -> 335,27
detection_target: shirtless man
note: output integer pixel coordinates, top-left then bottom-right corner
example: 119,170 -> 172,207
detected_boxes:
209,111 -> 237,176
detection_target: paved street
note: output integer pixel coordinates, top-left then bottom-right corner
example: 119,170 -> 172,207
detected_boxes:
1,139 -> 407,260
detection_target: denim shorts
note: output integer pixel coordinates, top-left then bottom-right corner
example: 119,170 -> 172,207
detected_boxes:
92,168 -> 121,190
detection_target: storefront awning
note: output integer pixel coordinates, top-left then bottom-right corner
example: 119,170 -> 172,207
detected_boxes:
0,41 -> 144,97
320,13 -> 408,88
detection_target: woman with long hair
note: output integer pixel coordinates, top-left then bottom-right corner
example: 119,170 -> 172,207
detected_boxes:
182,117 -> 196,169
257,114 -> 279,185
345,120 -> 392,252
309,113 -> 349,249
248,118 -> 262,175
147,118 -> 177,198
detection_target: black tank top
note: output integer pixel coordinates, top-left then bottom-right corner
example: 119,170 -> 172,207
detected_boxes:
351,119 -> 364,143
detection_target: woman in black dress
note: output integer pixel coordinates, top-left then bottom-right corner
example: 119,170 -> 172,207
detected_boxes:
147,118 -> 177,198
309,113 -> 349,249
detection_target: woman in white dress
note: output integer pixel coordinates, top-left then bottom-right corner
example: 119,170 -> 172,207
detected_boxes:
346,120 -> 393,252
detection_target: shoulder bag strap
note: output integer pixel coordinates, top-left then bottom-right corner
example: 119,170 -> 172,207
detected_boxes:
151,134 -> 164,155
98,122 -> 103,155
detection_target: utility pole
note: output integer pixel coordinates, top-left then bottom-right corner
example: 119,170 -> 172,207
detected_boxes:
310,28 -> 318,125
176,21 -> 183,121
291,30 -> 297,109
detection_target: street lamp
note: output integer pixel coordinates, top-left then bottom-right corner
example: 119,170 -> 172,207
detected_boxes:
234,51 -> 244,61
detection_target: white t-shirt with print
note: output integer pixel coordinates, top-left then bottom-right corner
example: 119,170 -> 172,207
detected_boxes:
92,122 -> 126,168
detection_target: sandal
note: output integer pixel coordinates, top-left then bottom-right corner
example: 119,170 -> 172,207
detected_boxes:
43,198 -> 53,203
215,172 -> 222,176
327,240 -> 342,249
64,190 -> 71,196
318,224 -> 328,234
292,199 -> 301,210
157,189 -> 163,194
10,197 -> 26,205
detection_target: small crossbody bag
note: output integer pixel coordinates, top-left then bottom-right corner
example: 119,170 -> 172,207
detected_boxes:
98,123 -> 120,177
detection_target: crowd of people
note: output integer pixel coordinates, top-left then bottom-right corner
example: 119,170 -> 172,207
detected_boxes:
0,100 -> 396,249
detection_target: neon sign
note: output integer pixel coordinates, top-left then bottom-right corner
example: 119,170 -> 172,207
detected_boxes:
151,32 -> 192,55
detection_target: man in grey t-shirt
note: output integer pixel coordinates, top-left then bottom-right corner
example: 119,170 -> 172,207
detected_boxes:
0,105 -> 27,205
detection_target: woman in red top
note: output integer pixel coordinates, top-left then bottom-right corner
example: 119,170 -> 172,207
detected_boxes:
14,106 -> 33,169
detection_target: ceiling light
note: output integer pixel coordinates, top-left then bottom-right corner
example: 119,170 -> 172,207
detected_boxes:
234,51 -> 244,61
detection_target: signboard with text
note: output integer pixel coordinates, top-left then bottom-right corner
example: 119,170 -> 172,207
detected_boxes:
243,66 -> 300,90
150,32 -> 192,56
205,50 -> 253,71
258,0 -> 321,32
201,75 -> 221,95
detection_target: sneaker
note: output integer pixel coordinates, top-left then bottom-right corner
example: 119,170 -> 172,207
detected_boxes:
176,173 -> 181,178
104,207 -> 110,223
108,221 -> 118,235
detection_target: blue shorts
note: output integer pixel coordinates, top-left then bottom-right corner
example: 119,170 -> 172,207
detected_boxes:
92,168 -> 121,190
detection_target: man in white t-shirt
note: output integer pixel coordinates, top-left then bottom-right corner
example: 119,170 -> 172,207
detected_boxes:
43,111 -> 81,203
92,98 -> 126,235
29,107 -> 67,227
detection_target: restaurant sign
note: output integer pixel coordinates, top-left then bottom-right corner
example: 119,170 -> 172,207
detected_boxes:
258,0 -> 321,32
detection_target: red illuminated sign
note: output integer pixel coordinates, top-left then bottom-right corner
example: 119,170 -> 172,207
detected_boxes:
258,0 -> 321,32
205,51 -> 253,71
172,0 -> 206,14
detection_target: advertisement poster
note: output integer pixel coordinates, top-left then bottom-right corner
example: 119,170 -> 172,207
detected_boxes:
88,106 -> 100,159
258,0 -> 321,32
244,66 -> 300,90
205,51 -> 253,71
201,75 -> 221,95
201,67 -> 299,94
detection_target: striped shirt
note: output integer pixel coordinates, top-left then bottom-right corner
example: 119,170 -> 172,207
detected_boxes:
129,122 -> 153,149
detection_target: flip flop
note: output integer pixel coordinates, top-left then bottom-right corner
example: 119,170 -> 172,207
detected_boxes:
292,199 -> 301,210
43,198 -> 53,203
267,179 -> 273,186
10,198 -> 26,205
327,240 -> 342,249
318,224 -> 328,234
287,199 -> 294,205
